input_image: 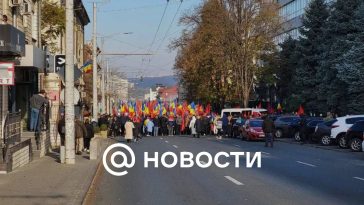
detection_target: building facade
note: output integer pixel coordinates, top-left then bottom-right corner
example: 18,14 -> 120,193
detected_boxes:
275,0 -> 334,44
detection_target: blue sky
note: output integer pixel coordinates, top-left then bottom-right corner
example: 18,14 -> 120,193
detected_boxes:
83,0 -> 201,78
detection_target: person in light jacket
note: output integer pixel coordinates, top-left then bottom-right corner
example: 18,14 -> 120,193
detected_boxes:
124,119 -> 134,143
147,117 -> 154,136
189,115 -> 197,137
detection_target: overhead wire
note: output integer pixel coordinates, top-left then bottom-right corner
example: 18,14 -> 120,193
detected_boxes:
155,0 -> 183,53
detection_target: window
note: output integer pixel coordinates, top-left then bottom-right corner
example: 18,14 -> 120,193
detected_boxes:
346,117 -> 364,124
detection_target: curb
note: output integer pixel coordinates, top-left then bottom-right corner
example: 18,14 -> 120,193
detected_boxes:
275,138 -> 352,153
82,139 -> 111,205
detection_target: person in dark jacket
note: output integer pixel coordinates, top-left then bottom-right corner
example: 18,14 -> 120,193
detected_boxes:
84,119 -> 94,152
153,116 -> 160,136
29,90 -> 48,132
262,115 -> 275,147
222,114 -> 228,137
75,119 -> 87,155
195,115 -> 204,138
299,115 -> 309,144
161,115 -> 168,136
57,113 -> 65,147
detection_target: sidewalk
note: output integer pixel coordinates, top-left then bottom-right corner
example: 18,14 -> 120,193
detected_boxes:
0,139 -> 111,205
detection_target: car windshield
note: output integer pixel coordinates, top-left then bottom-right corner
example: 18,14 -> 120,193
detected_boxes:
250,120 -> 263,127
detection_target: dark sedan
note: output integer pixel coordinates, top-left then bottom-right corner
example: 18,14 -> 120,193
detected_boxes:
312,119 -> 337,145
345,120 -> 364,152
294,119 -> 324,142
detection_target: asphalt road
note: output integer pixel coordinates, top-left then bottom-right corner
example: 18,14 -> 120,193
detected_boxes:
90,135 -> 364,205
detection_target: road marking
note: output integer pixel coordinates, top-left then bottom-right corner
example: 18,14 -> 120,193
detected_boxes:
224,176 -> 244,185
165,141 -> 169,143
296,161 -> 317,167
353,177 -> 364,181
173,145 -> 178,149
234,144 -> 241,148
160,137 -> 163,140
261,152 -> 270,155
200,161 -> 207,165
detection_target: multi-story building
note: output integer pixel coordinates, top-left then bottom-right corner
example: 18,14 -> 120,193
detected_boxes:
275,0 -> 334,44
0,0 -> 89,172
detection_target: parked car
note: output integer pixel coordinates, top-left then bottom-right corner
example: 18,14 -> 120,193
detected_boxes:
294,119 -> 324,142
274,116 -> 301,138
345,120 -> 364,152
313,119 -> 337,145
241,119 -> 264,141
331,115 -> 364,148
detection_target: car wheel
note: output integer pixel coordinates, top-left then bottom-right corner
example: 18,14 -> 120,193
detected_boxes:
294,132 -> 301,141
349,138 -> 362,152
338,134 -> 348,148
275,129 -> 283,138
320,135 -> 331,146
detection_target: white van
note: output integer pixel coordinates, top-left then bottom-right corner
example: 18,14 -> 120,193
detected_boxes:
220,108 -> 267,119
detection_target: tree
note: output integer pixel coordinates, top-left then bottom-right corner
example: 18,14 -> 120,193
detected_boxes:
172,0 -> 234,107
317,0 -> 362,115
221,0 -> 281,107
41,0 -> 65,54
335,3 -> 364,114
293,0 -> 329,113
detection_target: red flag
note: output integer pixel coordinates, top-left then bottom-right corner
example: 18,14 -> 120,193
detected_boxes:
205,103 -> 211,115
297,105 -> 305,115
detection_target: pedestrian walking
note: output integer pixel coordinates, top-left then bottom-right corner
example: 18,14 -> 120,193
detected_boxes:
176,115 -> 183,135
153,116 -> 159,136
195,115 -> 203,138
167,114 -> 175,136
125,119 -> 135,143
84,119 -> 94,153
190,115 -> 197,137
299,114 -> 309,144
133,116 -> 142,141
75,119 -> 87,155
262,114 -> 275,148
147,117 -> 154,136
222,114 -> 228,138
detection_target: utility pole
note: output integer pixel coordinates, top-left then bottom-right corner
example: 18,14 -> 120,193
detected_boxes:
92,2 -> 98,121
65,0 -> 75,164
101,38 -> 105,114
106,60 -> 109,114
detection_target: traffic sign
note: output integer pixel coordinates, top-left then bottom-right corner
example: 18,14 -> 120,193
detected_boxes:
55,54 -> 65,72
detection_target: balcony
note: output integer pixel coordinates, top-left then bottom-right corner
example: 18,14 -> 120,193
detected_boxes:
0,25 -> 25,57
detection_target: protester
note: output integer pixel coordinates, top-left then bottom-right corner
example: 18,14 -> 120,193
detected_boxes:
176,114 -> 183,135
124,118 -> 134,143
153,116 -> 159,136
29,90 -> 48,132
147,117 -> 154,136
221,114 -> 228,138
84,119 -> 94,153
262,114 -> 275,148
190,115 -> 197,137
133,116 -> 142,141
227,114 -> 233,138
167,114 -> 175,136
195,115 -> 203,138
75,119 -> 87,155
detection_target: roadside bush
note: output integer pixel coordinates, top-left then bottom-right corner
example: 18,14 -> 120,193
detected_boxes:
93,126 -> 100,133
100,124 -> 108,131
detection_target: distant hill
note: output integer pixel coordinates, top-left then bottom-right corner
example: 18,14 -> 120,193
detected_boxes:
129,75 -> 178,89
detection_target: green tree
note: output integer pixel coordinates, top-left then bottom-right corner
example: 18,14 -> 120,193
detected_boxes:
293,0 -> 329,113
318,0 -> 362,115
335,3 -> 364,114
41,0 -> 65,53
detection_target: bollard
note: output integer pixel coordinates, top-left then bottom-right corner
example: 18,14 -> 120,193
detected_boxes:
60,146 -> 65,163
90,137 -> 99,160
